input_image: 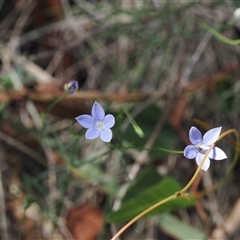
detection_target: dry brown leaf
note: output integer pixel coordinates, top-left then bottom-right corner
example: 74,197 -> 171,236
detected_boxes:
27,83 -> 150,118
183,63 -> 240,94
0,90 -> 26,104
66,204 -> 104,240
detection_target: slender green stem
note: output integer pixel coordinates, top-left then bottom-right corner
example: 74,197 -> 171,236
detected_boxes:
41,93 -> 67,123
109,143 -> 183,155
120,104 -> 144,138
155,147 -> 183,154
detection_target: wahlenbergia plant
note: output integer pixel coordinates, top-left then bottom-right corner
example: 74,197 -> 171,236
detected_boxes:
75,101 -> 239,240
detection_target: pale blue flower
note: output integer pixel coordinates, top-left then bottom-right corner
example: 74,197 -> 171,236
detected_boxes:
64,80 -> 78,94
184,126 -> 227,171
75,101 -> 115,142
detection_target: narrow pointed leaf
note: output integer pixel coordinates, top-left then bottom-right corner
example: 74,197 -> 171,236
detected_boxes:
107,177 -> 195,223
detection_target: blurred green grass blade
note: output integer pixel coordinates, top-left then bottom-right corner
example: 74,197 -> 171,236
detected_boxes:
194,17 -> 240,45
124,104 -> 177,158
157,213 -> 207,240
23,196 -> 35,211
120,104 -> 144,138
77,164 -> 118,195
107,177 -> 195,223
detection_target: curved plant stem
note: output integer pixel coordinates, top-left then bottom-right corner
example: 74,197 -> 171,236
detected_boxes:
110,195 -> 174,240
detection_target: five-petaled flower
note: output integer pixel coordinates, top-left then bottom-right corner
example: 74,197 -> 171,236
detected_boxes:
75,101 -> 115,142
64,80 -> 79,94
184,126 -> 227,171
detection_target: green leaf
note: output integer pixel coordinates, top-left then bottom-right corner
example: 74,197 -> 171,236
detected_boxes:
23,196 -> 35,211
107,177 -> 195,223
157,213 -> 207,240
122,165 -> 162,202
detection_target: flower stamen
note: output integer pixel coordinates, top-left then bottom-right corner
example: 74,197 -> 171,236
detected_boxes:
95,121 -> 105,131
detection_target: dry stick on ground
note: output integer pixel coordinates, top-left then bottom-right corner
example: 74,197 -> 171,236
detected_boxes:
17,9 -> 113,62
211,198 -> 240,239
45,52 -> 64,77
0,0 -> 27,38
11,3 -> 133,65
0,131 -> 40,162
9,16 -> 84,48
9,15 -> 95,48
0,42 -> 57,83
8,1 -> 36,43
179,32 -> 212,87
55,42 -> 115,82
48,1 -> 112,83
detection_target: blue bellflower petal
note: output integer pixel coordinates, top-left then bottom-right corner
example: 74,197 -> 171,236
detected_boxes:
104,114 -> 115,128
100,128 -> 112,142
196,153 -> 210,171
184,145 -> 197,159
209,146 -> 227,160
75,115 -> 94,128
92,101 -> 105,120
202,127 -> 221,145
86,128 -> 100,139
189,127 -> 202,145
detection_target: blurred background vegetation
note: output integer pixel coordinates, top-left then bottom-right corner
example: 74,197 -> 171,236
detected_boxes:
1,0 -> 240,239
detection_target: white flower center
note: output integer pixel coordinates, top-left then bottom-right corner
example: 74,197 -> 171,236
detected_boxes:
196,143 -> 209,154
95,120 -> 105,131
